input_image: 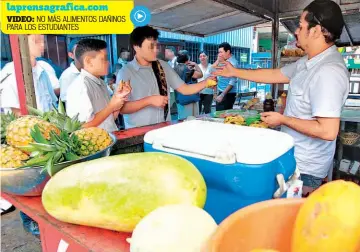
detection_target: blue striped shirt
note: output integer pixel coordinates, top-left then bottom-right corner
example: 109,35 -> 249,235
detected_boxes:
217,56 -> 238,93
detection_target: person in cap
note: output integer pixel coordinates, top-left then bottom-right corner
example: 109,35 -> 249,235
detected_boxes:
213,0 -> 349,192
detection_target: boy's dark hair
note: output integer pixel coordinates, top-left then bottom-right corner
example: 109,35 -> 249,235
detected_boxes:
165,46 -> 176,54
219,42 -> 232,53
75,38 -> 107,64
130,26 -> 159,48
177,50 -> 189,64
304,0 -> 344,43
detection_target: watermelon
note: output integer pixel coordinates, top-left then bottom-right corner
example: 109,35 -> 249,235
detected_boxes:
41,152 -> 207,232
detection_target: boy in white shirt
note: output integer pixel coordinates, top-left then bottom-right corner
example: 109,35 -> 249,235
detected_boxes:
59,39 -> 81,105
0,34 -> 58,115
0,34 -> 58,237
66,39 -> 130,132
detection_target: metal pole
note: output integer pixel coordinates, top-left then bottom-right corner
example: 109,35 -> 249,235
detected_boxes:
271,0 -> 279,99
9,35 -> 37,115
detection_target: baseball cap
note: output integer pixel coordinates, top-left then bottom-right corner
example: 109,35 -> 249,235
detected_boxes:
304,0 -> 345,39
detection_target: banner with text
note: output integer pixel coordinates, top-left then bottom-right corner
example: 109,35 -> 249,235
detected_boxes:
1,0 -> 136,34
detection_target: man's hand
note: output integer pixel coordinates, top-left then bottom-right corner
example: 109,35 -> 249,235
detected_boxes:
149,95 -> 168,108
215,93 -> 224,103
260,112 -> 285,127
109,80 -> 131,111
212,61 -> 236,78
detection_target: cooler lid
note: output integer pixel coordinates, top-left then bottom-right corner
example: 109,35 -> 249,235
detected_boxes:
144,120 -> 294,165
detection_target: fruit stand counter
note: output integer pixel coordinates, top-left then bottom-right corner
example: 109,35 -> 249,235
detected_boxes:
111,121 -> 175,154
1,122 -> 177,252
1,193 -> 131,252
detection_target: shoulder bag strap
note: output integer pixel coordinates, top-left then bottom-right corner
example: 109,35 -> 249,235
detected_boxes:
151,60 -> 169,121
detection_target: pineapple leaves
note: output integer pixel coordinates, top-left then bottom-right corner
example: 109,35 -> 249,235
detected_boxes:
65,152 -> 80,161
24,152 -> 53,167
27,106 -> 43,117
58,99 -> 66,115
45,153 -> 56,177
30,124 -> 49,144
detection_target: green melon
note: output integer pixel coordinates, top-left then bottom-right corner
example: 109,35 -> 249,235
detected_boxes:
41,152 -> 207,232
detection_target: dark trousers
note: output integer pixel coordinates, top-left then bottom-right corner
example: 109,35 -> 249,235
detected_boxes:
199,94 -> 213,114
216,92 -> 236,111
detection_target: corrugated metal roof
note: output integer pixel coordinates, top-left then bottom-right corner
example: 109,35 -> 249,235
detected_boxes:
159,27 -> 253,48
134,0 -> 360,45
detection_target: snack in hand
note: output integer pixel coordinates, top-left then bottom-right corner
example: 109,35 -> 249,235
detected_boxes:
117,80 -> 132,95
206,79 -> 217,88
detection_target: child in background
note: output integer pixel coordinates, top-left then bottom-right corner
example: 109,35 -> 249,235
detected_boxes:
66,39 -> 130,132
106,73 -> 117,97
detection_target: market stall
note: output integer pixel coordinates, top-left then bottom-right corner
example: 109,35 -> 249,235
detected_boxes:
2,0 -> 360,251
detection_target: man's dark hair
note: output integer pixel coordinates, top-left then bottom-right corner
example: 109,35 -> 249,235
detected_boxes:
218,42 -> 231,53
165,46 -> 176,54
130,26 -> 159,48
177,50 -> 189,64
75,38 -> 107,64
304,0 -> 344,43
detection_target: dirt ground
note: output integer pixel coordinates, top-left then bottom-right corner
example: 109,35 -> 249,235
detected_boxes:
1,209 -> 41,252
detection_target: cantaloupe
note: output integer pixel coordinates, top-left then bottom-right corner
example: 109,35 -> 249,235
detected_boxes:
292,180 -> 360,252
42,153 -> 207,232
127,204 -> 218,252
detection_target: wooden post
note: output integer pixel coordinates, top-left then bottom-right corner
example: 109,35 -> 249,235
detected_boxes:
271,0 -> 280,99
9,35 -> 36,115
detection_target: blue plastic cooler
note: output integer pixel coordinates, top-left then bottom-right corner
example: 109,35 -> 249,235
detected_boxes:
143,120 -> 296,223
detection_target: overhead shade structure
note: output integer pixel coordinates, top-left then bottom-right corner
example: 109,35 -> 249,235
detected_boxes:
135,0 -> 273,37
135,0 -> 360,46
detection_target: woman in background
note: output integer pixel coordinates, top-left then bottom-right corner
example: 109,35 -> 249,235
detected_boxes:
197,51 -> 214,114
174,50 -> 203,120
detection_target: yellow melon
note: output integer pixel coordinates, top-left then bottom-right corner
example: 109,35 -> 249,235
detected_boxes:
292,180 -> 360,252
250,250 -> 280,252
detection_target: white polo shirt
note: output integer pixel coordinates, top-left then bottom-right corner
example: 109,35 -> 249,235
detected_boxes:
281,45 -> 349,178
59,62 -> 80,102
36,60 -> 60,89
66,69 -> 118,133
0,62 -> 58,113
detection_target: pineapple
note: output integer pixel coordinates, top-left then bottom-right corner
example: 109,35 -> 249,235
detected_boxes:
1,144 -> 29,168
28,101 -> 83,133
6,115 -> 60,147
73,127 -> 113,157
1,112 -> 17,144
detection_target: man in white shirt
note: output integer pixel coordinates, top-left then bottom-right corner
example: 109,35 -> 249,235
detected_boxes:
213,0 -> 349,192
0,34 -> 58,115
165,46 -> 177,68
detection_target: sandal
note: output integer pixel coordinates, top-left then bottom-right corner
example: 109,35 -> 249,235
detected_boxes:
0,198 -> 16,215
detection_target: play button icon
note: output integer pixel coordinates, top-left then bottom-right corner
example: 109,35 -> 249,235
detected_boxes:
130,6 -> 151,27
135,11 -> 146,22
